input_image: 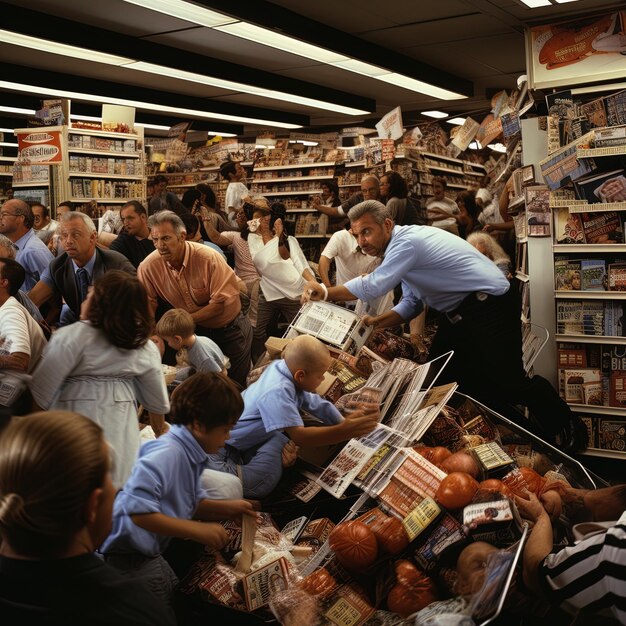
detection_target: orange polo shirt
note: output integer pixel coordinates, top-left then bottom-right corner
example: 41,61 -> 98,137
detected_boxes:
138,241 -> 241,328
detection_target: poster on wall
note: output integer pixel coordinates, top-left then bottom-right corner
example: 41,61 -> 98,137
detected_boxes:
526,10 -> 626,90
16,129 -> 63,165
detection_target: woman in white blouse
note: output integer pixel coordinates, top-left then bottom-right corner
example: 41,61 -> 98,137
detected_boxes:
248,203 -> 315,362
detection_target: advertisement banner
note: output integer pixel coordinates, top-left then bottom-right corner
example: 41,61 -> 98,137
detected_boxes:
16,129 -> 63,164
376,106 -> 404,140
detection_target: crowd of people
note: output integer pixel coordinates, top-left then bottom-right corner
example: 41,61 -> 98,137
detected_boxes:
1,160 -> 616,624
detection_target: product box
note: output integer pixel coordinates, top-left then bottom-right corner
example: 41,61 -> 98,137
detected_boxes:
581,259 -> 607,291
580,416 -> 598,448
598,419 -> 626,451
471,441 -> 515,476
462,496 -> 520,544
324,583 -> 375,626
242,557 -> 291,611
562,368 -> 602,403
608,262 -> 626,291
609,370 -> 626,407
557,343 -> 587,367
413,514 -> 467,572
296,518 -> 335,550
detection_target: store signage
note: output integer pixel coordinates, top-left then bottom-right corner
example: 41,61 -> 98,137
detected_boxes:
526,10 -> 626,90
381,139 -> 396,162
16,130 -> 63,164
451,117 -> 479,151
376,106 -> 404,141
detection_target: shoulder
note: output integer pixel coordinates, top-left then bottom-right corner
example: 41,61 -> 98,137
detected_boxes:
50,252 -> 70,272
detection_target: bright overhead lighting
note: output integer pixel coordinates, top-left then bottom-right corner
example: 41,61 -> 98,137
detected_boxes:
121,0 -> 237,27
421,110 -> 448,118
124,62 -> 368,115
70,114 -> 102,122
553,0 -> 581,3
0,81 -> 302,129
215,22 -> 349,64
376,74 -> 466,100
0,105 -> 36,115
208,131 -> 238,137
0,128 -> 14,134
119,0 -> 467,100
488,143 -> 507,153
468,141 -> 480,150
0,141 -> 18,147
289,140 -> 318,146
571,82 -> 626,95
447,117 -> 466,125
136,123 -> 171,131
519,0 -> 551,6
0,29 -> 134,65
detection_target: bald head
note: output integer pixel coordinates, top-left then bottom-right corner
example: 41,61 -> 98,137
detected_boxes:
455,541 -> 499,596
0,233 -> 16,259
283,335 -> 331,374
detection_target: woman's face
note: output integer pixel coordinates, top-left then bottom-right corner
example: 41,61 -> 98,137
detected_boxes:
321,184 -> 330,198
433,181 -> 445,199
379,176 -> 390,198
253,211 -> 271,235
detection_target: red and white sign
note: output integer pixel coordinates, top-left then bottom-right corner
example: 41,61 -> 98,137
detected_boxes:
17,130 -> 63,164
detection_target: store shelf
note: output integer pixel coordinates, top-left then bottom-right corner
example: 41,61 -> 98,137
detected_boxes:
421,151 -> 463,164
339,183 -> 360,188
287,208 -> 314,213
343,161 -> 366,168
467,162 -> 486,170
427,164 -> 465,175
569,201 -> 626,213
252,175 -> 334,183
253,162 -> 335,172
69,197 -> 132,203
68,172 -> 143,180
577,146 -> 626,158
578,448 -> 626,460
67,148 -> 142,158
556,334 -> 626,344
447,183 -> 469,189
12,181 -> 49,187
0,156 -> 16,162
251,189 -> 322,197
568,403 -> 626,416
555,290 -> 626,299
516,272 -> 529,282
464,170 -> 484,177
69,127 -> 140,140
0,172 -> 13,177
167,182 -> 211,188
553,244 -> 626,253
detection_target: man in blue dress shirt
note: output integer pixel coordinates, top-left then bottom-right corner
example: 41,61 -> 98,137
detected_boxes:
302,200 -> 587,453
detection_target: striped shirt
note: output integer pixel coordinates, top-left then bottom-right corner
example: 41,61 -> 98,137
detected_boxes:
539,510 -> 626,623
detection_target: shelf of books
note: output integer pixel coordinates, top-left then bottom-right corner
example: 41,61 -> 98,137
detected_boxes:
550,121 -> 626,458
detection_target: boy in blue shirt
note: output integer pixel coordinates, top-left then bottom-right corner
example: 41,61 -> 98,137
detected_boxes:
207,334 -> 379,499
156,308 -> 228,375
101,373 -> 256,613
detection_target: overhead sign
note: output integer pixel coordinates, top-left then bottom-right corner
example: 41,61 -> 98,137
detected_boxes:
16,129 -> 63,164
376,106 -> 404,141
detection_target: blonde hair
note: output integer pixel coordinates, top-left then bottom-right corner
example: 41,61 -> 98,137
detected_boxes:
156,308 -> 195,338
466,231 -> 511,266
0,412 -> 107,558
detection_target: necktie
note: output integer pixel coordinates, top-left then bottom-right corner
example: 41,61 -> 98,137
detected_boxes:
76,267 -> 90,303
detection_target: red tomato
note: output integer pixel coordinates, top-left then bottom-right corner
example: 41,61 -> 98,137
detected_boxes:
479,478 -> 512,498
440,451 -> 480,478
373,516 -> 409,556
329,520 -> 378,570
414,446 -> 452,466
387,579 -> 438,617
435,472 -> 479,509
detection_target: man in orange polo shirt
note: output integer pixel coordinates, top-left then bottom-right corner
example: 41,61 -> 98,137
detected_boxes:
138,211 -> 252,386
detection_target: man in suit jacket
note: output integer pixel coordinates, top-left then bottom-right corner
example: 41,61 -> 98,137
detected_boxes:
29,212 -> 135,325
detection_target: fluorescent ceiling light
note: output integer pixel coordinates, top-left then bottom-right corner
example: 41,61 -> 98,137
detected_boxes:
289,140 -> 318,146
553,0 -> 581,3
215,22 -> 349,64
72,115 -> 170,131
0,141 -> 18,147
488,143 -> 507,153
421,110 -> 448,118
447,117 -> 466,125
208,131 -> 238,137
121,0 -> 237,27
0,80 -> 302,129
255,144 -> 270,149
125,61 -> 368,115
119,0 -> 468,100
571,81 -> 626,95
468,141 -> 480,150
0,106 -> 36,115
519,0 -> 551,6
0,128 -> 14,134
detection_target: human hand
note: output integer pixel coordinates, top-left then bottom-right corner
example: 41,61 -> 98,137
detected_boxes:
301,280 -> 326,304
515,492 -> 547,523
194,521 -> 229,550
282,439 -> 299,468
540,490 -> 562,522
342,407 -> 379,438
361,314 -> 378,327
483,224 -> 493,233
274,218 -> 284,238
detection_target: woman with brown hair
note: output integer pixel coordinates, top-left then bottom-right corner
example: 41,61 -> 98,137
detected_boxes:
31,271 -> 170,488
0,411 -> 174,625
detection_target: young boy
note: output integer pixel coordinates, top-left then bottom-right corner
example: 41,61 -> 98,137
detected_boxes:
156,308 -> 228,375
207,334 -> 380,499
101,373 -> 255,613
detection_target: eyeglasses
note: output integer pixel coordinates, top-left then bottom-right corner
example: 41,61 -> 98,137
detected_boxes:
0,211 -> 20,218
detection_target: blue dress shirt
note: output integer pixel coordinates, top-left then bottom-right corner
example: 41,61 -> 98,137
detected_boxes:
14,228 -> 53,291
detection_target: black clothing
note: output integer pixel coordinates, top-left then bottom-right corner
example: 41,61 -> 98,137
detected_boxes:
109,232 -> 155,268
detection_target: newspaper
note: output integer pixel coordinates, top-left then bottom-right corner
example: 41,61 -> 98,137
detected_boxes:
241,557 -> 291,611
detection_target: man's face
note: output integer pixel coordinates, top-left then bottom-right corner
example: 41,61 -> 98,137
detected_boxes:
432,181 -> 445,199
32,205 -> 48,229
120,206 -> 146,237
59,217 -> 96,262
157,181 -> 167,194
56,205 -> 71,217
0,201 -> 23,236
235,163 -> 246,181
350,213 -> 393,257
360,179 -> 380,201
151,222 -> 185,263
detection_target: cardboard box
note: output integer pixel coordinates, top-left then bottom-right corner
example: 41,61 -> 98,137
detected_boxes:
598,419 -> 626,451
264,336 -> 291,359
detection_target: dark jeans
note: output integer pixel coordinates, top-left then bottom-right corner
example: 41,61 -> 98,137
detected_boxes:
197,313 -> 252,388
429,282 -> 576,440
251,293 -> 302,363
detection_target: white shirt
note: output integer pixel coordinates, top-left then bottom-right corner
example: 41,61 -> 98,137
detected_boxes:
37,219 -> 59,233
248,233 -> 309,301
224,181 -> 248,211
0,296 -> 46,373
426,196 -> 459,232
321,229 -> 379,286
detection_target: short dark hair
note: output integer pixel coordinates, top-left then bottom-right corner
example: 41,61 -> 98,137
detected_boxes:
381,170 -> 408,199
9,200 -> 34,229
57,201 -> 74,211
154,175 -> 168,186
195,183 -> 216,208
31,203 -> 49,218
456,190 -> 480,220
431,176 -> 448,190
179,212 -> 200,238
121,200 -> 147,217
219,161 -> 237,180
170,372 -> 243,427
181,189 -> 202,211
0,257 -> 25,296
87,271 -> 152,350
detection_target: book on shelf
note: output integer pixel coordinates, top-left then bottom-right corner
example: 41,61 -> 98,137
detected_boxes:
580,259 -> 606,291
582,301 -> 604,336
594,126 -> 626,148
598,418 -> 626,451
553,207 -> 585,244
561,368 -> 601,404
580,211 -> 623,244
605,91 -> 626,127
554,258 -> 581,290
558,343 -> 587,367
556,300 -> 583,335
609,371 -> 626,407
573,169 -> 626,204
604,301 -> 626,336
608,262 -> 626,291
